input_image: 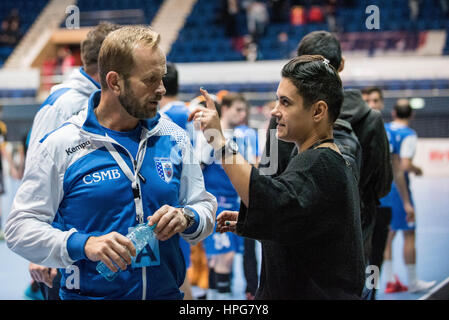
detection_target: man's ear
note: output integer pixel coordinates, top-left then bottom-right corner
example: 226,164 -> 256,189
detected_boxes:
338,56 -> 345,73
312,101 -> 328,122
106,71 -> 121,95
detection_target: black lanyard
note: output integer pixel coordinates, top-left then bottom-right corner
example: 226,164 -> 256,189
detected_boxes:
308,138 -> 335,150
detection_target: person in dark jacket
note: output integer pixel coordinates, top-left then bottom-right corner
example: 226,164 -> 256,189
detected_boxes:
264,31 -> 392,259
258,30 -> 392,299
189,55 -> 365,299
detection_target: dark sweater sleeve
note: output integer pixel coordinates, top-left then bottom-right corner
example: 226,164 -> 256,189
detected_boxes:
366,113 -> 393,200
236,154 -> 334,245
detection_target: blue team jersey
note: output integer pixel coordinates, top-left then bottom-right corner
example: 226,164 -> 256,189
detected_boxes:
380,122 -> 417,230
202,125 -> 258,201
384,122 -> 417,156
160,101 -> 190,130
199,125 -> 258,255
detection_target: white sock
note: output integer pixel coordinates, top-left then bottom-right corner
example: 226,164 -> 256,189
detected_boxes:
406,264 -> 417,285
383,260 -> 394,282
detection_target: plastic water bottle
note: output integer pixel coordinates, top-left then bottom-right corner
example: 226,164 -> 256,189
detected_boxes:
96,223 -> 156,281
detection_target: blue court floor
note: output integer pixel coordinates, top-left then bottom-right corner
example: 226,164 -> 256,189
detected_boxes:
1,174 -> 448,300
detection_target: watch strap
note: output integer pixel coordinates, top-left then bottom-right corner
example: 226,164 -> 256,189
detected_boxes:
182,208 -> 195,228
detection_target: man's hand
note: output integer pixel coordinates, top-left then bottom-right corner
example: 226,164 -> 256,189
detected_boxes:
404,202 -> 415,224
216,210 -> 239,233
148,205 -> 188,241
84,232 -> 136,273
29,263 -> 58,288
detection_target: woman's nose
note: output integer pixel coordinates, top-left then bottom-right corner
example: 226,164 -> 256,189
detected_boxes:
271,103 -> 281,118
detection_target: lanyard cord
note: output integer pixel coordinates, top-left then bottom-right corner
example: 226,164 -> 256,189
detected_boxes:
103,138 -> 148,223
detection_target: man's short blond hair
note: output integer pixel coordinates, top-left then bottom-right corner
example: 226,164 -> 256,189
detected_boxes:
98,25 -> 161,88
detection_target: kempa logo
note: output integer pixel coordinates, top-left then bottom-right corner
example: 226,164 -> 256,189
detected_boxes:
66,141 -> 91,156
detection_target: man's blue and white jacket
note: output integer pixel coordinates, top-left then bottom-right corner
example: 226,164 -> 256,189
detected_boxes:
6,90 -> 217,300
27,67 -> 100,156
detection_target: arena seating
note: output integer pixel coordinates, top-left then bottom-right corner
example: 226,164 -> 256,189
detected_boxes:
167,0 -> 245,63
1,0 -> 448,99
167,0 -> 448,63
73,0 -> 163,26
0,0 -> 49,66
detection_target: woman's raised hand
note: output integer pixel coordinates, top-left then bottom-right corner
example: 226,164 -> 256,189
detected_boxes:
188,88 -> 226,150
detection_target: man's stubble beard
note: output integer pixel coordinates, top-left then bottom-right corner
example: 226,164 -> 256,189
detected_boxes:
119,80 -> 158,119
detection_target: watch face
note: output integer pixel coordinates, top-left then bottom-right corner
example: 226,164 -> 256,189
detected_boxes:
228,139 -> 238,152
183,207 -> 195,218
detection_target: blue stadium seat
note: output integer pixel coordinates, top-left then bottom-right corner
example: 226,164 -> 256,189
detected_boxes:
416,80 -> 434,90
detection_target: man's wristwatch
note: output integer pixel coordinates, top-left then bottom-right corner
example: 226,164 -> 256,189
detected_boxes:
182,207 -> 196,229
215,138 -> 239,160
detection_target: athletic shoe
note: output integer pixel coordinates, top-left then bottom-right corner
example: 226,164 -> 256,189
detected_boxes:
385,275 -> 408,293
408,280 -> 436,293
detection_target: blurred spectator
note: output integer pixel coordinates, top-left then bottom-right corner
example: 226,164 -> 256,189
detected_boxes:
277,31 -> 293,59
361,86 -> 385,112
0,9 -> 22,47
7,19 -> 22,46
0,18 -> 21,47
221,0 -> 241,38
325,0 -> 339,32
243,0 -> 269,44
41,58 -> 57,91
268,0 -> 289,23
241,34 -> 259,61
0,20 -> 10,46
440,0 -> 449,17
290,5 -> 307,25
56,46 -> 76,75
308,5 -> 324,23
6,8 -> 21,27
409,0 -> 420,21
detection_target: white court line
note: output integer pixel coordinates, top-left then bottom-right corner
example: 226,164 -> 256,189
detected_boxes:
418,276 -> 449,300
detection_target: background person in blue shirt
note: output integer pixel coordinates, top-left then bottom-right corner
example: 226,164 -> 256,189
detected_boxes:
380,99 -> 436,293
195,92 -> 258,299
